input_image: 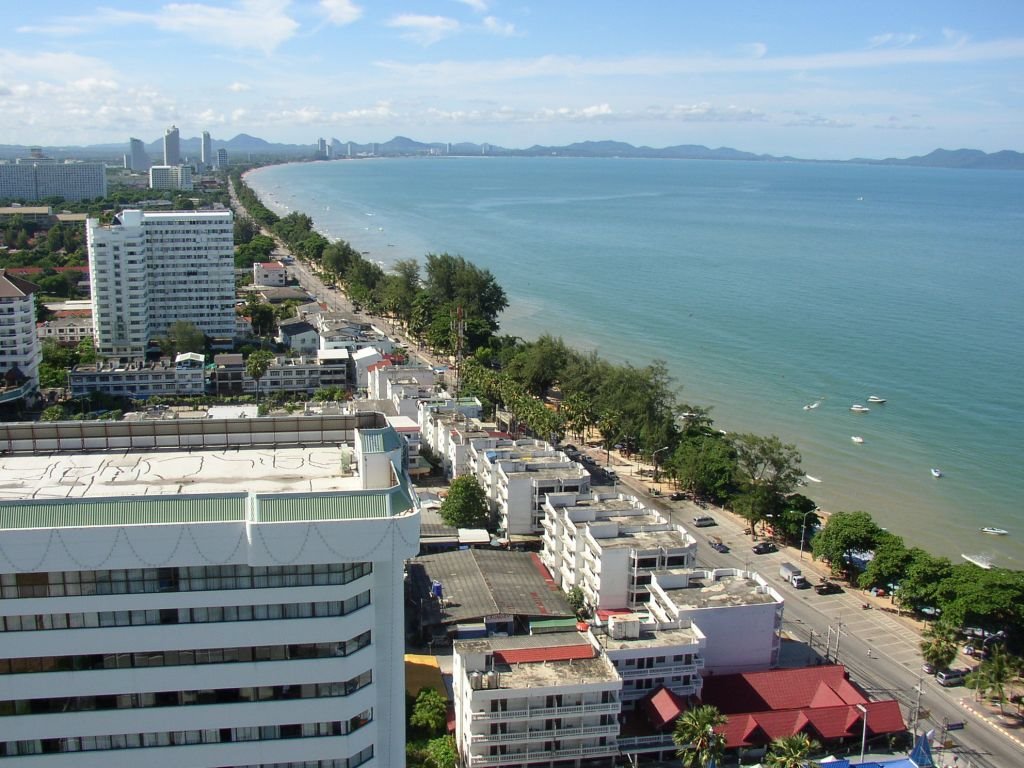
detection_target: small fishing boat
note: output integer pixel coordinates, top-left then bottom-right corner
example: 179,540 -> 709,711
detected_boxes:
803,401 -> 820,411
850,404 -> 870,413
931,468 -> 943,478
867,395 -> 887,404
851,436 -> 864,444
961,553 -> 993,569
804,474 -> 822,483
980,527 -> 1008,536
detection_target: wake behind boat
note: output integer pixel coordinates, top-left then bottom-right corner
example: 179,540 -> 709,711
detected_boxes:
851,436 -> 864,444
981,527 -> 1008,536
803,399 -> 822,411
804,474 -> 822,483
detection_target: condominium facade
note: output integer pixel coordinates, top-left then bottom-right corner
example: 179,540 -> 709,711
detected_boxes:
0,414 -> 420,767
215,148 -> 228,170
128,138 -> 151,173
0,159 -> 106,202
87,209 -> 235,356
149,165 -> 193,191
0,271 -> 41,404
163,125 -> 180,166
201,131 -> 212,167
69,353 -> 206,398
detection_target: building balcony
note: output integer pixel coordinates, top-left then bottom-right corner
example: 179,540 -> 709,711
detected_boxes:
618,660 -> 702,679
470,701 -> 619,721
467,742 -> 620,766
617,733 -> 675,752
470,723 -> 618,744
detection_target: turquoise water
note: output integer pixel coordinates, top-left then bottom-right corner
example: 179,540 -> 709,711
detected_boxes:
247,157 -> 1024,565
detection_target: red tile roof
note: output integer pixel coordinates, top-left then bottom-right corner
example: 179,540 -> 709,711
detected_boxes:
643,687 -> 688,730
494,644 -> 595,665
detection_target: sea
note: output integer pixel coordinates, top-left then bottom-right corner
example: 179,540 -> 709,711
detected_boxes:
246,156 -> 1024,567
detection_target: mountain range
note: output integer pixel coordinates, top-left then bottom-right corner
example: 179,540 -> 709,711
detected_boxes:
1,135 -> 1022,171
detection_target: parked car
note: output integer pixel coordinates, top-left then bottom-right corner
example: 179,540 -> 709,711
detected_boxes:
710,541 -> 730,554
815,580 -> 843,595
752,542 -> 778,555
670,492 -> 686,501
921,662 -> 936,675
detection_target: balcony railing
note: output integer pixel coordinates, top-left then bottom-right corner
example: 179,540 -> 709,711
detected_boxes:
618,661 -> 702,678
470,701 -> 619,721
468,742 -> 619,766
471,723 -> 618,744
618,733 -> 675,751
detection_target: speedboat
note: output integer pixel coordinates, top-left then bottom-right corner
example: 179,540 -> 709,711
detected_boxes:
930,468 -> 943,478
851,436 -> 864,444
961,553 -> 993,569
981,527 -> 1008,536
803,400 -> 821,411
804,474 -> 822,483
867,395 -> 886,404
850,404 -> 870,413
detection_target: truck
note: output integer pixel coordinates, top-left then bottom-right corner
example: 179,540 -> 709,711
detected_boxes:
779,562 -> 809,588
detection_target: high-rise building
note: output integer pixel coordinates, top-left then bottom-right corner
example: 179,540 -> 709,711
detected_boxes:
163,125 -> 180,166
214,148 -> 228,170
87,209 -> 235,356
0,415 -> 420,767
0,158 -> 106,202
128,138 -> 151,172
316,138 -> 328,159
0,270 -> 41,405
201,131 -> 212,167
148,165 -> 193,191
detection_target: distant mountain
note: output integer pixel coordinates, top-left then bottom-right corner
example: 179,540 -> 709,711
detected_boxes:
1,135 -> 1021,170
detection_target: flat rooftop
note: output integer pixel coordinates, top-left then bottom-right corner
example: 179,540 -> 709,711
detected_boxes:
658,572 -> 778,610
457,633 -> 619,688
0,446 -> 364,502
594,624 -> 701,652
592,530 -> 690,552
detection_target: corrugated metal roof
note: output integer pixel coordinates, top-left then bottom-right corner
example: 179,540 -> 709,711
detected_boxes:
0,494 -> 246,529
495,644 -> 595,665
256,489 -> 412,523
359,427 -> 403,454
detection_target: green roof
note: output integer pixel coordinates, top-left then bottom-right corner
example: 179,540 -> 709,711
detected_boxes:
359,427 -> 404,454
254,486 -> 414,523
0,494 -> 246,530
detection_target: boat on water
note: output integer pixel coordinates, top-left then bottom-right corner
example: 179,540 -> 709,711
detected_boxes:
931,468 -> 943,478
804,474 -> 822,483
962,553 -> 993,569
850,404 -> 870,413
867,395 -> 887,404
851,436 -> 864,444
980,527 -> 1009,536
803,401 -> 820,411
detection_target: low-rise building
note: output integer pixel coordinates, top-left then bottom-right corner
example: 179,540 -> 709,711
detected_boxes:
252,260 -> 287,287
276,317 -> 319,354
210,353 -> 244,395
646,568 -> 784,674
148,164 -> 193,191
453,633 -> 622,768
241,353 -> 349,395
69,353 -> 206,398
491,452 -> 590,536
37,315 -> 93,346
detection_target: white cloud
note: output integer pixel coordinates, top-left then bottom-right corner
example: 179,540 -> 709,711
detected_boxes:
740,42 -> 767,59
456,0 -> 490,12
387,14 -> 460,45
228,82 -> 251,92
868,32 -> 920,49
784,112 -> 854,128
0,49 -> 116,81
320,0 -> 363,26
483,16 -> 517,37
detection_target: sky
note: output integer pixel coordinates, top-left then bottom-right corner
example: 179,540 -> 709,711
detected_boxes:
2,0 -> 1023,158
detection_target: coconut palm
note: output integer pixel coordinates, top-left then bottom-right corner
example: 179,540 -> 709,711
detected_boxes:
765,733 -> 821,768
919,620 -> 959,673
673,704 -> 727,768
971,645 -> 1013,713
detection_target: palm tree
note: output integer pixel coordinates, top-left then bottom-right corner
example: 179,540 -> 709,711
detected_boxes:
765,733 -> 821,768
246,350 -> 275,410
920,620 -> 959,673
973,645 -> 1013,713
673,704 -> 727,768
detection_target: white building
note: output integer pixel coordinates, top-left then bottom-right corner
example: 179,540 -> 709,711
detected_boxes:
241,352 -> 350,395
214,148 -> 228,171
37,315 -> 94,346
417,398 -> 486,478
149,165 -> 193,191
69,353 -> 206,398
128,138 -> 151,173
0,270 -> 41,404
0,159 -> 106,202
163,125 -> 180,166
540,492 -> 697,610
201,131 -> 212,168
0,414 -> 419,767
646,568 -> 784,674
87,210 -> 235,356
453,633 -> 621,768
253,260 -> 288,287
351,347 -> 383,394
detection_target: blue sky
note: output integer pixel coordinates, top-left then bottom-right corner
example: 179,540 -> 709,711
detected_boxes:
3,0 -> 1023,157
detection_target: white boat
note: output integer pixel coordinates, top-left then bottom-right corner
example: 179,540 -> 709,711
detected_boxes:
804,474 -> 822,483
802,401 -> 820,411
851,436 -> 864,444
961,553 -> 993,569
867,395 -> 887,404
850,404 -> 870,413
931,468 -> 943,478
980,527 -> 1008,536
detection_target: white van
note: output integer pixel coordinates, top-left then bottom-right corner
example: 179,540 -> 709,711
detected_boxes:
936,668 -> 967,687
692,515 -> 716,527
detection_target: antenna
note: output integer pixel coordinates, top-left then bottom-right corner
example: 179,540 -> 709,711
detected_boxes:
451,304 -> 465,397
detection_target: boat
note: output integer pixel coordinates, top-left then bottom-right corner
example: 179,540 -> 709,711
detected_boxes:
961,553 -> 993,569
851,436 -> 864,444
803,400 -> 821,411
980,527 -> 1008,536
804,474 -> 822,483
930,468 -> 943,478
867,395 -> 887,404
850,404 -> 870,413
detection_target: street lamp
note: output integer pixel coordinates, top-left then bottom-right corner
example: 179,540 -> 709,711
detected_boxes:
652,446 -> 670,483
856,703 -> 868,763
799,510 -> 815,561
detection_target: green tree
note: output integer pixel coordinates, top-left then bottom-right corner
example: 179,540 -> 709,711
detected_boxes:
567,586 -> 587,618
424,735 -> 458,768
248,303 -> 276,338
765,733 -> 821,768
410,688 -> 448,735
166,321 -> 206,355
246,350 -> 275,408
969,645 -> 1013,712
895,550 -> 953,613
732,433 -> 803,497
438,476 -> 490,529
810,511 -> 884,579
920,621 -> 959,673
669,435 -> 736,501
505,334 -> 572,397
672,704 -> 727,768
76,337 -> 98,364
41,405 -> 65,421
858,532 -> 912,590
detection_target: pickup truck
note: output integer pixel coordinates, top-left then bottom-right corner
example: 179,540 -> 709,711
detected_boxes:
815,580 -> 843,595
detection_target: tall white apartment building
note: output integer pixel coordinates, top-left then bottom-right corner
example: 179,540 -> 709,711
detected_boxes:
201,131 -> 212,167
0,415 -> 419,767
87,209 -> 235,356
0,271 -> 41,404
149,165 -> 193,191
163,125 -> 180,166
453,633 -> 621,768
540,492 -> 696,610
0,160 -> 106,202
128,138 -> 151,172
215,148 -> 228,170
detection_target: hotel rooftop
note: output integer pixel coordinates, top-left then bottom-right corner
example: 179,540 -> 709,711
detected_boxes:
655,568 -> 779,610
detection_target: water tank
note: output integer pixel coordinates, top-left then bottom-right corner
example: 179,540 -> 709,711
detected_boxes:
470,672 -> 482,690
431,580 -> 443,599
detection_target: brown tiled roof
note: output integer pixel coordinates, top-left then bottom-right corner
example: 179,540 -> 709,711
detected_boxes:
0,270 -> 39,298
